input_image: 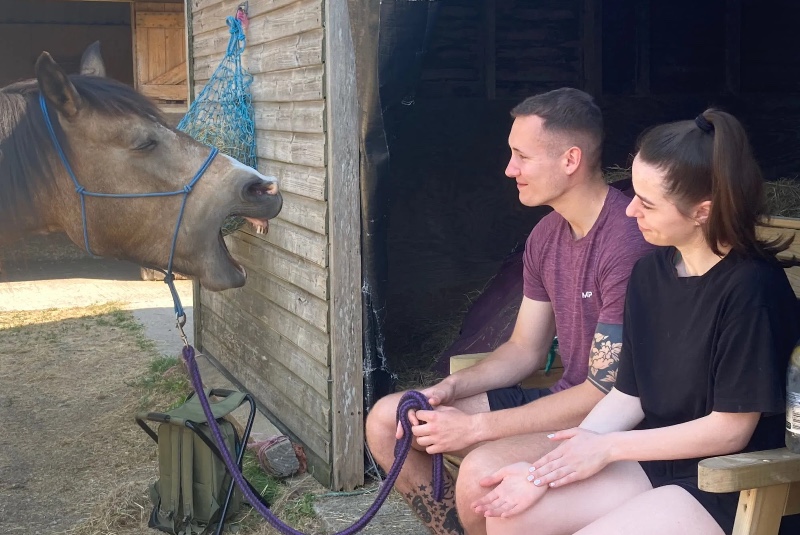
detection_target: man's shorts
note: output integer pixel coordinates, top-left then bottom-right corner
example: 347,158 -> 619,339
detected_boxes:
486,385 -> 552,411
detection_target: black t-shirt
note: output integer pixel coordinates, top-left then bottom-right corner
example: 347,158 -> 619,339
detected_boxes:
616,247 -> 800,479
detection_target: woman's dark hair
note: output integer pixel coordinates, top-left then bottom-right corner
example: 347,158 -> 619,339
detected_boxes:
636,108 -> 794,263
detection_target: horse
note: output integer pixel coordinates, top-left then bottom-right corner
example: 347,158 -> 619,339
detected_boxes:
0,47 -> 282,291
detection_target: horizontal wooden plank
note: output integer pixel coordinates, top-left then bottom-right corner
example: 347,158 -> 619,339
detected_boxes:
246,28 -> 323,74
138,2 -> 183,12
202,280 -> 329,363
228,231 -> 328,300
192,0 -> 322,50
250,66 -> 325,102
202,299 -> 330,403
191,0 -> 308,36
259,160 -> 326,201
698,448 -> 800,493
256,130 -> 326,167
254,101 -> 325,134
271,190 -> 327,234
137,12 -> 183,29
202,331 -> 330,458
191,26 -> 228,61
140,83 -> 187,100
244,218 -> 327,267
223,250 -> 328,332
193,27 -> 323,81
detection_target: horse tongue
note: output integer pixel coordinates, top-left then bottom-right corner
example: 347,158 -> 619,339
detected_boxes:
244,217 -> 270,235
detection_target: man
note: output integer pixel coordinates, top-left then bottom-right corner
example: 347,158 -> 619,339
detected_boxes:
365,88 -> 653,535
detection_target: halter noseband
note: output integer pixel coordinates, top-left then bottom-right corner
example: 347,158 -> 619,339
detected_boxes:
39,92 -> 218,326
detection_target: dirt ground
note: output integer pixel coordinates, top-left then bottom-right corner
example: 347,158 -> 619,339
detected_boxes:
0,235 -> 427,535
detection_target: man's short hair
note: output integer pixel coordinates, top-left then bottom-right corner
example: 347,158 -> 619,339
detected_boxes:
511,88 -> 604,169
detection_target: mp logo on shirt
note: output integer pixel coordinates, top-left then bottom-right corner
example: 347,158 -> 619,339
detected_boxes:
581,291 -> 593,298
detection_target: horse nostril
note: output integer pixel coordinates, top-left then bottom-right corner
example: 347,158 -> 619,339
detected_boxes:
244,177 -> 280,200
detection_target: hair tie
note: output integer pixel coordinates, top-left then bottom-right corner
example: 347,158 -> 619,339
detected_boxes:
695,114 -> 714,134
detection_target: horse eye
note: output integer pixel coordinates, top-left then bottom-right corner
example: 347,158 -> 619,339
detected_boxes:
134,139 -> 157,151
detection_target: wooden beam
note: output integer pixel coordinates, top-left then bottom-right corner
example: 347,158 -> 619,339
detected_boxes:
582,0 -> 602,98
725,0 -> 741,94
136,12 -> 183,29
635,0 -> 650,95
140,83 -> 188,100
731,485 -> 789,535
698,448 -> 800,493
483,0 -> 496,100
325,0 -> 364,491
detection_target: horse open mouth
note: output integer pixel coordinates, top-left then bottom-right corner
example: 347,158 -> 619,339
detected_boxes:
216,216 -> 271,278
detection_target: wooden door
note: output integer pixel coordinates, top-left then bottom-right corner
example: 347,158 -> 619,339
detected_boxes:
133,2 -> 187,104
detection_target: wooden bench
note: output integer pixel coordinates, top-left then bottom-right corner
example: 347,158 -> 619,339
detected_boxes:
448,353 -> 800,534
699,449 -> 800,534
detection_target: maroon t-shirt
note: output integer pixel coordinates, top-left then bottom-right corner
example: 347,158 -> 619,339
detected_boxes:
523,187 -> 655,392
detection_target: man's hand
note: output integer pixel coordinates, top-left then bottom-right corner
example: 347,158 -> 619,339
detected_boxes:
529,428 -> 613,488
410,405 -> 481,454
395,381 -> 458,440
470,461 -> 548,518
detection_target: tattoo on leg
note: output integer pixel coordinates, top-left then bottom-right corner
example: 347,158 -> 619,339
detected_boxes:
402,475 -> 464,535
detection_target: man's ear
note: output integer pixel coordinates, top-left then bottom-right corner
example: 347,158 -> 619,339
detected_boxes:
80,41 -> 107,77
564,146 -> 583,176
36,52 -> 82,118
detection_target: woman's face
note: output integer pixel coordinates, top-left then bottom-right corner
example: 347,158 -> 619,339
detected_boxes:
626,155 -> 706,248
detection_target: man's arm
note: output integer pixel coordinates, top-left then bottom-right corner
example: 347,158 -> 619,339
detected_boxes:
441,297 -> 556,401
471,322 -> 622,441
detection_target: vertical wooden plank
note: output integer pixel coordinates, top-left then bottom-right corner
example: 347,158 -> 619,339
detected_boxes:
483,0 -> 496,100
582,0 -> 602,98
731,485 -> 789,535
131,2 -> 139,88
325,0 -> 364,490
184,0 -> 195,103
635,0 -> 650,95
148,26 -> 167,83
165,27 -> 184,71
725,0 -> 741,94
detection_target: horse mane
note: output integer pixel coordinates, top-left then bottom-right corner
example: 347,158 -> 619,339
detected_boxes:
0,75 -> 165,226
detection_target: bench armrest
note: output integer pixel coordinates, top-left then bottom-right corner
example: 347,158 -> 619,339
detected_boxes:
698,448 -> 800,493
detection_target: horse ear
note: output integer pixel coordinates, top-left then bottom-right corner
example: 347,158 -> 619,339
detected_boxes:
80,41 -> 107,77
35,52 -> 82,118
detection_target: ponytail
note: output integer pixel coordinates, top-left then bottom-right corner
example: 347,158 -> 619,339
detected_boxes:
637,108 -> 795,264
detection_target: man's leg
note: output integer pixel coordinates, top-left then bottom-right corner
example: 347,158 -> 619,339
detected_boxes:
365,391 -> 490,535
455,432 -> 558,535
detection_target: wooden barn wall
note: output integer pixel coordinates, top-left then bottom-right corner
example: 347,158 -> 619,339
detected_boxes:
417,0 -> 582,100
0,0 -> 133,86
188,0 -> 334,485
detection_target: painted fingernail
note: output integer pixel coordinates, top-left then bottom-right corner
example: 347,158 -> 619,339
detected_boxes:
534,479 -> 541,486
528,466 -> 535,472
549,482 -> 556,487
547,433 -> 555,438
526,475 -> 534,482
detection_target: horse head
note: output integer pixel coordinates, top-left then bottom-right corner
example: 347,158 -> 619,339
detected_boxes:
0,47 -> 282,291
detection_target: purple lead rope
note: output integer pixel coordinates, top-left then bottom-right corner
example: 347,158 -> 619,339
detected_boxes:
182,345 -> 444,535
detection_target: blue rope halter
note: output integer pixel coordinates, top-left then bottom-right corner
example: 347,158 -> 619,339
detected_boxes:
39,93 -> 218,325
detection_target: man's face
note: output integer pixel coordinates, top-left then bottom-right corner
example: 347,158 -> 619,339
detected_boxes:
505,115 -> 567,207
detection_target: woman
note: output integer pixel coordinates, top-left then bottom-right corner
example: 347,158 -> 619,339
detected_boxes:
470,110 -> 800,535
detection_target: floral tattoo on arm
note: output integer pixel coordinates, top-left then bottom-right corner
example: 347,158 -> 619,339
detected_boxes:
587,323 -> 622,393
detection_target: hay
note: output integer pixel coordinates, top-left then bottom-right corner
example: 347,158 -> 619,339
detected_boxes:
764,178 -> 800,218
604,165 -> 632,184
